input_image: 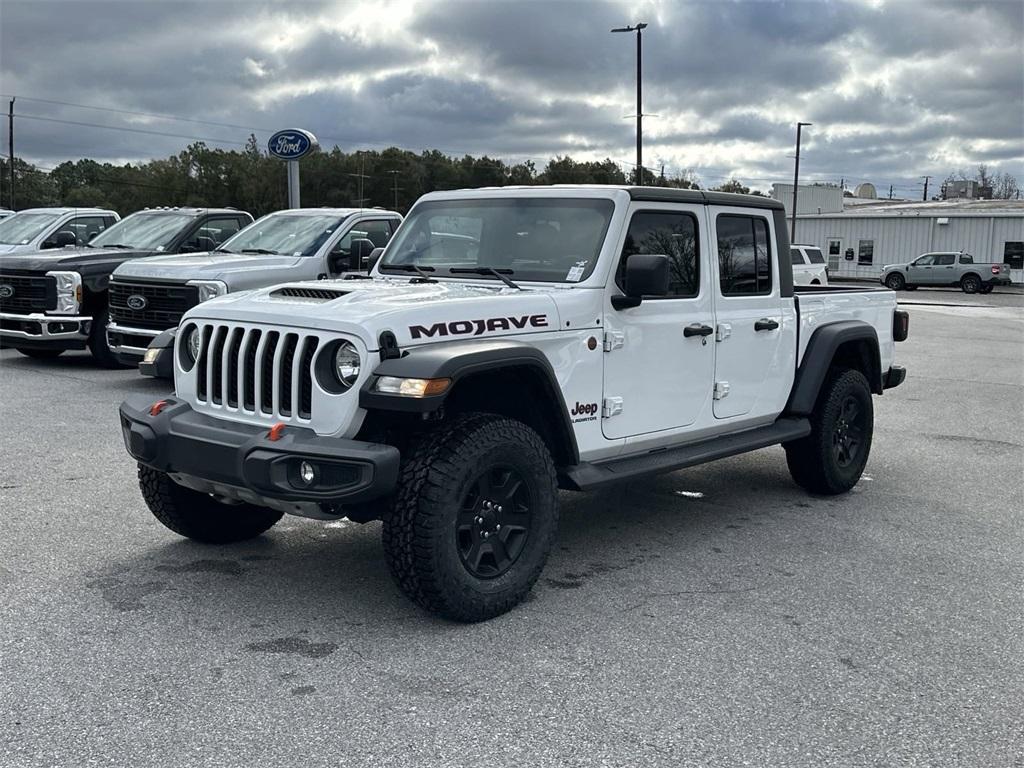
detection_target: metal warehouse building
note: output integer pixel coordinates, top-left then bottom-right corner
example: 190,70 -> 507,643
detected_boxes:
773,185 -> 1024,284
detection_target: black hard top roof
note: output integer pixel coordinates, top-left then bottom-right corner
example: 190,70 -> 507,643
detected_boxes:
626,186 -> 784,211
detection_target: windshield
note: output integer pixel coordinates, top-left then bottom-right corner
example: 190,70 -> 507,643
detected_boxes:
90,212 -> 195,250
380,198 -> 615,283
218,212 -> 346,256
0,212 -> 62,245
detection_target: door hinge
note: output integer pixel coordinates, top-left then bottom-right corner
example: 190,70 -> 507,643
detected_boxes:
713,381 -> 730,400
716,323 -> 732,342
602,397 -> 624,418
603,331 -> 624,352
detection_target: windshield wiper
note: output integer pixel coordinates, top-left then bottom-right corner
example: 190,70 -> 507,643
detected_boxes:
100,243 -> 134,249
213,247 -> 235,254
380,263 -> 437,282
240,248 -> 280,255
449,267 -> 521,290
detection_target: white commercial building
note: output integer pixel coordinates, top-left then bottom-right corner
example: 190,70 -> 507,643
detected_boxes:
779,194 -> 1024,284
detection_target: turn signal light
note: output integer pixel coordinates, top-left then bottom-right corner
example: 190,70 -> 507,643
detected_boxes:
374,376 -> 451,397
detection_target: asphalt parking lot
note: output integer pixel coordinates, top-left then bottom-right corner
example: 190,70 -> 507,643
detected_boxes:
1,289 -> 1022,767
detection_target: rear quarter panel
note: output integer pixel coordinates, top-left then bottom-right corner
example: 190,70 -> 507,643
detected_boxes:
795,288 -> 897,374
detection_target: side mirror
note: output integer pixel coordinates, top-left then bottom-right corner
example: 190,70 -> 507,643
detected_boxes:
44,230 -> 77,249
367,247 -> 385,273
612,254 -> 670,309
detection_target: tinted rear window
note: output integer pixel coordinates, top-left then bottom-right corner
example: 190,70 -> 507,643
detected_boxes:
805,248 -> 825,264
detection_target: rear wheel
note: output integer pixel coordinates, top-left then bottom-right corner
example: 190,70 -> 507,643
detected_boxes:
138,465 -> 283,543
15,347 -> 65,360
884,272 -> 905,290
785,368 -> 874,495
382,413 -> 559,622
961,274 -> 981,294
88,307 -> 130,368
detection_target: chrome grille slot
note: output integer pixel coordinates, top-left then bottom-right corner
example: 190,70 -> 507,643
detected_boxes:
191,322 -> 328,425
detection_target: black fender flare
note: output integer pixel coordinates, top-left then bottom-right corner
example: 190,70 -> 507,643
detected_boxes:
785,321 -> 882,416
359,338 -> 579,464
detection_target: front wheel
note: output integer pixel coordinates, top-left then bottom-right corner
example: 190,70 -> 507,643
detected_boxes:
16,347 -> 65,360
382,413 -> 559,622
138,465 -> 283,543
785,368 -> 874,495
961,275 -> 981,294
884,272 -> 905,290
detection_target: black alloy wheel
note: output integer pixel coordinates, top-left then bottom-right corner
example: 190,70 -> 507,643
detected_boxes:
457,466 -> 532,578
832,395 -> 866,468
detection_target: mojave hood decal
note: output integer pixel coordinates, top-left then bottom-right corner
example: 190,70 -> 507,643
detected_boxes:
409,314 -> 549,339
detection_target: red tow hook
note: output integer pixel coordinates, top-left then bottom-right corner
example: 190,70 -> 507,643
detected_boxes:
149,399 -> 170,416
267,422 -> 286,442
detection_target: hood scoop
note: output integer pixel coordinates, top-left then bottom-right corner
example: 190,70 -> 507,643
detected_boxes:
269,286 -> 349,302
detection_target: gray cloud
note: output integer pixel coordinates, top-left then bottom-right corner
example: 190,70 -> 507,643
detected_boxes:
1,0 -> 1020,194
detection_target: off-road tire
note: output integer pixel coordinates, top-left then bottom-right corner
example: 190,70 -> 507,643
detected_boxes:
138,464 -> 283,543
785,368 -> 873,495
961,274 -> 981,294
88,307 -> 130,369
382,412 -> 559,622
884,273 -> 905,290
15,347 -> 65,359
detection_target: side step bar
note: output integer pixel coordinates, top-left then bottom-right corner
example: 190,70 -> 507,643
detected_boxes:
560,418 -> 811,491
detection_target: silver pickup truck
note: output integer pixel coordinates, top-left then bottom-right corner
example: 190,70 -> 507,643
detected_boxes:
881,251 -> 1012,293
108,207 -> 402,375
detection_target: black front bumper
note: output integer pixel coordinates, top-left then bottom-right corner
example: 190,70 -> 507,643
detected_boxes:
119,396 -> 400,504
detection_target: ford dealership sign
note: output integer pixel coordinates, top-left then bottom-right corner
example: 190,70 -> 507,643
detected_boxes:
267,129 -> 318,161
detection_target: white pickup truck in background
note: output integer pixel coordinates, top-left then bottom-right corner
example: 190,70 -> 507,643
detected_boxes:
119,185 -> 908,622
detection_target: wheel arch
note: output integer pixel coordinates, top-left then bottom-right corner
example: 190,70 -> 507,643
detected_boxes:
358,339 -> 579,466
786,321 -> 882,416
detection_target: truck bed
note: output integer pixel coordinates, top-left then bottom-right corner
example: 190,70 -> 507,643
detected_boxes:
793,285 -> 898,373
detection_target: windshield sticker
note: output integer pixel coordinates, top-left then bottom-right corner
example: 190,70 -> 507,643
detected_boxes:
293,251 -> 303,256
566,266 -> 584,282
20,239 -> 29,244
156,246 -> 165,251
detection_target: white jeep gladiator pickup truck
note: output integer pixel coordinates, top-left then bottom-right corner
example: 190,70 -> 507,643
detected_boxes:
119,186 -> 909,621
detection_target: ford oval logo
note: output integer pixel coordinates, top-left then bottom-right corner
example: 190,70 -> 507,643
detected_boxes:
0,284 -> 13,299
267,129 -> 318,160
126,294 -> 148,311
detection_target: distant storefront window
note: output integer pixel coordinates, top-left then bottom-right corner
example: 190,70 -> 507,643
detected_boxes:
858,239 -> 874,265
1004,241 -> 1024,270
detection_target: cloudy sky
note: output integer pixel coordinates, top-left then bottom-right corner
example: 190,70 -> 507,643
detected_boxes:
2,0 -> 1022,195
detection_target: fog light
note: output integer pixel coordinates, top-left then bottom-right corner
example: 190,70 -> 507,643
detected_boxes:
299,461 -> 316,486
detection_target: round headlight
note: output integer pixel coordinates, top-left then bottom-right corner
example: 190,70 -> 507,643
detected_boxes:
333,341 -> 361,388
187,326 -> 202,363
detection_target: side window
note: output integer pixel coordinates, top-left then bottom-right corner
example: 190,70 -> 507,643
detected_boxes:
934,254 -> 955,266
857,239 -> 874,265
1004,242 -> 1024,270
958,254 -> 974,264
828,240 -> 841,256
790,248 -> 805,266
805,248 -> 826,264
333,220 -> 393,253
717,214 -> 772,296
914,254 -> 935,266
185,217 -> 243,250
64,215 -> 109,245
616,211 -> 700,298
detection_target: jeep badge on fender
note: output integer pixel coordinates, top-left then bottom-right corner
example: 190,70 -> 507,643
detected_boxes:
118,185 -> 908,623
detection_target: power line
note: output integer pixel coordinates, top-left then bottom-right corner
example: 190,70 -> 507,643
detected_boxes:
15,113 -> 250,147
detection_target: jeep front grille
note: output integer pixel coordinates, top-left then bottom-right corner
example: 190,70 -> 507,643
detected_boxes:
0,273 -> 53,314
109,280 -> 198,330
194,324 -> 320,421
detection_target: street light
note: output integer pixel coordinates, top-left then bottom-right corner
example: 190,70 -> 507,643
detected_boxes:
790,121 -> 812,242
612,22 -> 648,185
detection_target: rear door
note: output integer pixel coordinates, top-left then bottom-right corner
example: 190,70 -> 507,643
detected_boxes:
710,208 -> 792,421
602,203 -> 714,439
933,252 -> 956,283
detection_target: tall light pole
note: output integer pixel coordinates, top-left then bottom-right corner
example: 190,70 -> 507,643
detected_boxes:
790,121 -> 812,242
612,23 -> 647,185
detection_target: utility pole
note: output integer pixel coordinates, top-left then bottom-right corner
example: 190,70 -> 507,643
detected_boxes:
790,121 -> 812,242
7,97 -> 14,210
922,175 -> 931,201
348,153 -> 370,208
611,22 -> 647,185
889,184 -> 893,199
387,170 -> 402,210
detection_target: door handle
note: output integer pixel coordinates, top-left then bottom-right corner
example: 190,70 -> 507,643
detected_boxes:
754,318 -> 780,331
683,323 -> 714,338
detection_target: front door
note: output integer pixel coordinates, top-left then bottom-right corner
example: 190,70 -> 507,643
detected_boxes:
602,205 -> 715,440
906,254 -> 935,284
710,208 -> 791,421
